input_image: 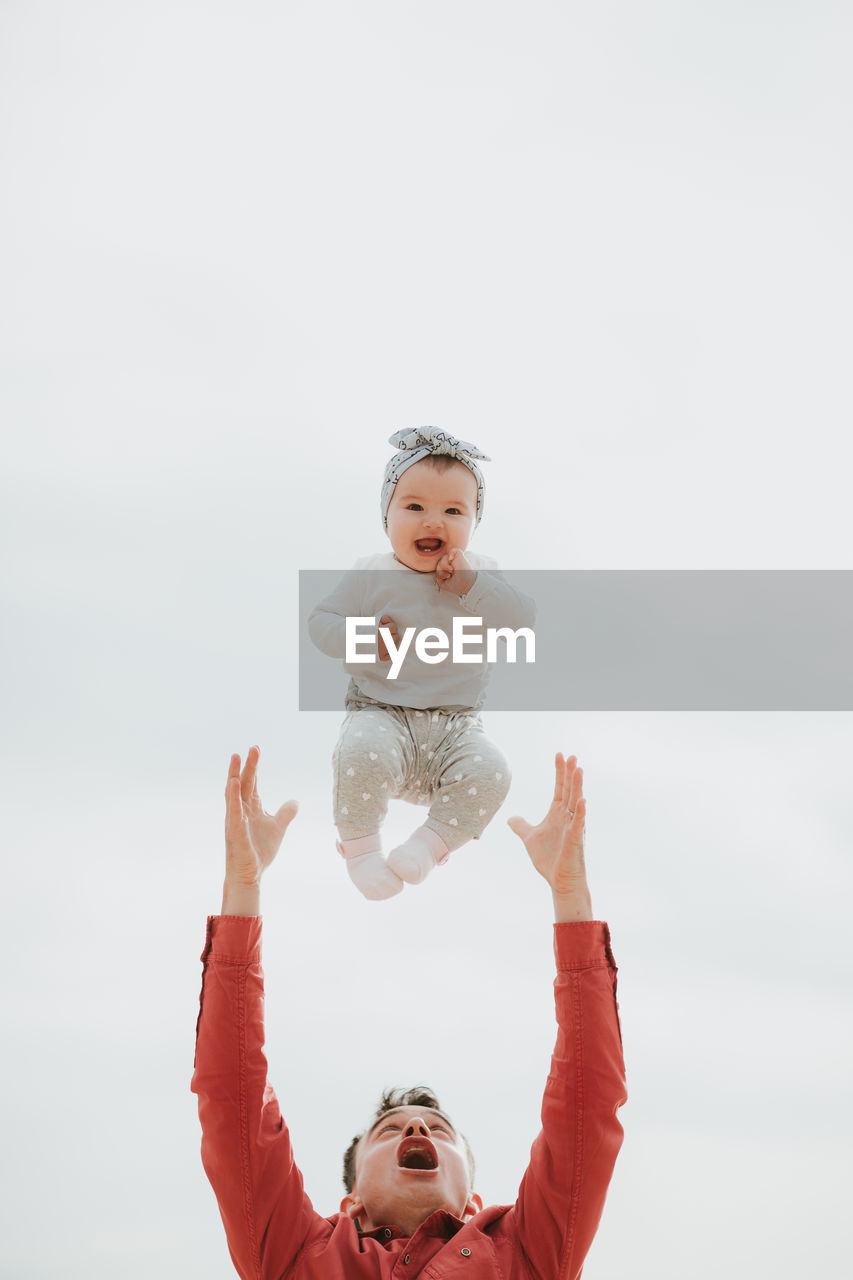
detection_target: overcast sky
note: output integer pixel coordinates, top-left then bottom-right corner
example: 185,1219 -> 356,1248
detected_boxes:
2,3 -> 852,1278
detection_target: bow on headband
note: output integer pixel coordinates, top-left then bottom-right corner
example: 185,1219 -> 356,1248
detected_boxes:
380,427 -> 490,529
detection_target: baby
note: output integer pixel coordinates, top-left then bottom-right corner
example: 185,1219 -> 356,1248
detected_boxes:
309,427 -> 535,899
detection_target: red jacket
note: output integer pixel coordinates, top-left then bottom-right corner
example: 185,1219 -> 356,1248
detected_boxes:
192,916 -> 626,1280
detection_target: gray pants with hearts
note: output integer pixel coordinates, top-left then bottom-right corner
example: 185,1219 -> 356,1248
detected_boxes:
332,696 -> 511,850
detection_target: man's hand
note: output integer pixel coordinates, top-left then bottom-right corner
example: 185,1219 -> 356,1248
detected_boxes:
377,614 -> 399,663
222,746 -> 298,915
507,753 -> 593,922
435,547 -> 477,596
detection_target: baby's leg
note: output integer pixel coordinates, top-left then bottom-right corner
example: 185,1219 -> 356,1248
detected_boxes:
333,707 -> 409,899
428,725 -> 511,847
388,716 -> 511,884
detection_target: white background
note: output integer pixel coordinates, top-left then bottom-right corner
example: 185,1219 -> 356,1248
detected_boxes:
2,2 -> 851,1276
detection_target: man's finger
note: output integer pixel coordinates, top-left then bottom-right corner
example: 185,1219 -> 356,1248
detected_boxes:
562,755 -> 578,808
564,796 -> 587,842
569,765 -> 584,814
274,799 -> 299,832
550,747 -> 563,798
225,775 -> 243,838
241,745 -> 260,802
507,815 -> 533,842
226,753 -> 241,798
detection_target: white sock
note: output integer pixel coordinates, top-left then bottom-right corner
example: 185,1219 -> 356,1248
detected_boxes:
387,825 -> 450,886
337,833 -> 403,900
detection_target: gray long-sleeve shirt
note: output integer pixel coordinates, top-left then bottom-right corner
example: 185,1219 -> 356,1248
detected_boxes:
308,552 -> 536,710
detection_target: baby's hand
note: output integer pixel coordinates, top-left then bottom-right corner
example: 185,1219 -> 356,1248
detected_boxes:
377,614 -> 399,663
435,547 -> 477,596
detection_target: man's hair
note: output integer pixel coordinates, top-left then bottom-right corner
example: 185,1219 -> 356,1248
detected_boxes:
342,1085 -> 476,1192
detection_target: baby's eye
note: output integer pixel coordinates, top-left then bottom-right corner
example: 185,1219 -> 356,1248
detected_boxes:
445,507 -> 462,516
406,503 -> 424,511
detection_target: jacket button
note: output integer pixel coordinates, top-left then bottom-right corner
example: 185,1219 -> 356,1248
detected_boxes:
404,1254 -> 410,1264
461,1247 -> 471,1257
383,1229 -> 393,1239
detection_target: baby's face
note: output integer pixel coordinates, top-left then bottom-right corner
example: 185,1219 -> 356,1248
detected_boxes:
386,458 -> 478,572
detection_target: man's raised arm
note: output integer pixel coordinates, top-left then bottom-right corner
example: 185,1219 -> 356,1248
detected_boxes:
506,755 -> 627,1280
191,749 -> 324,1280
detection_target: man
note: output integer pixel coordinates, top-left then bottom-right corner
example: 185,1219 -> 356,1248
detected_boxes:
192,747 -> 626,1278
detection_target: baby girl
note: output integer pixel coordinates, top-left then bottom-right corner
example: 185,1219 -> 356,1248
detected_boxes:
308,427 -> 534,899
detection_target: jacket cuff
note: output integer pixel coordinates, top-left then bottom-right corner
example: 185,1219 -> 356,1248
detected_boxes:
200,914 -> 263,965
553,920 -> 616,970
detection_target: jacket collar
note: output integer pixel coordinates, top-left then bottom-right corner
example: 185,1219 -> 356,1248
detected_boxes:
360,1210 -> 465,1244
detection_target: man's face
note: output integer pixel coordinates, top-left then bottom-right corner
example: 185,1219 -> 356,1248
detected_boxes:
340,1105 -> 481,1236
385,459 -> 478,572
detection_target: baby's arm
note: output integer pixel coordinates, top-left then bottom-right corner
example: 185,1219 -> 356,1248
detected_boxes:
307,572 -> 362,658
436,550 -> 536,630
308,572 -> 400,664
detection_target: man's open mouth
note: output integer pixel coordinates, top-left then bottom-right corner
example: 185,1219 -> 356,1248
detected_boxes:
414,538 -> 444,554
396,1136 -> 439,1171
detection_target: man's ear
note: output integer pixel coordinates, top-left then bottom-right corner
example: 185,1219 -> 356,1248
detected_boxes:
340,1192 -> 365,1222
463,1192 -> 483,1219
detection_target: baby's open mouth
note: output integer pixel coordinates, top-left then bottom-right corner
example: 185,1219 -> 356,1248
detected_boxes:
415,538 -> 444,554
396,1137 -> 439,1171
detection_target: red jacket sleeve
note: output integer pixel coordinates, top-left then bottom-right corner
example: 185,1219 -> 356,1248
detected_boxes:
513,921 -> 626,1280
191,916 -> 326,1280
